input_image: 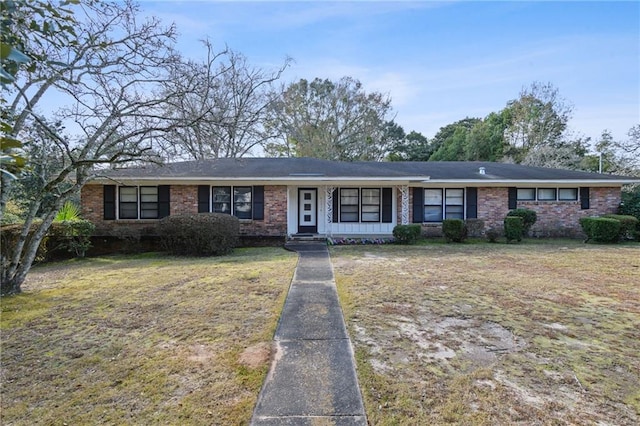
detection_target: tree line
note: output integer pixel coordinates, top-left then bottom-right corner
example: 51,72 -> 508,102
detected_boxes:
1,0 -> 638,294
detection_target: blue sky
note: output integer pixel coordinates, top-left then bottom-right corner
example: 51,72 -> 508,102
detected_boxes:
140,0 -> 640,147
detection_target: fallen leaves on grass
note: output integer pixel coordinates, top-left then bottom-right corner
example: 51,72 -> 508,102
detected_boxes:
333,241 -> 640,425
1,248 -> 296,425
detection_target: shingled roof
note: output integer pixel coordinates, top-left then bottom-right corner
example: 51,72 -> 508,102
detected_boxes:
94,157 -> 638,183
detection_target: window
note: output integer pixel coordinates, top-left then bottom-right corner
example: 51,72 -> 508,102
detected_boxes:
119,187 -> 138,219
537,188 -> 557,201
202,186 -> 262,219
140,187 -> 159,219
340,188 -> 359,222
212,187 -> 231,214
424,189 -> 443,222
516,187 -> 579,202
445,189 -> 464,220
118,186 -> 162,219
517,188 -> 536,201
558,188 -> 578,201
233,187 -> 252,219
361,188 -> 381,222
421,188 -> 466,222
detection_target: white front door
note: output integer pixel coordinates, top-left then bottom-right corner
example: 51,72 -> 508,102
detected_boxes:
298,188 -> 317,233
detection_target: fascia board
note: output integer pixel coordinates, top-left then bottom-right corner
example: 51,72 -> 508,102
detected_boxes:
87,176 -> 639,186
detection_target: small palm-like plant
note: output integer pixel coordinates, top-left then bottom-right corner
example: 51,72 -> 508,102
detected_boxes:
55,201 -> 81,222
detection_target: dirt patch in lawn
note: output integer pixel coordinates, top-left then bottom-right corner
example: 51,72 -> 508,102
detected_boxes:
333,241 -> 640,425
1,247 -> 296,425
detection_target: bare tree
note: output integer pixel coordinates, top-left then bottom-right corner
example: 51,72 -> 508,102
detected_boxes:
1,0 -> 195,295
504,82 -> 573,152
159,41 -> 290,160
615,124 -> 640,175
264,77 -> 394,161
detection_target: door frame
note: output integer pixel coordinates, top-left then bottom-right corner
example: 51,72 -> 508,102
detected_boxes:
297,188 -> 318,233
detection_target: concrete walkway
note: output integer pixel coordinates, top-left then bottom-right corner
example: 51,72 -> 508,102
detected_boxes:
250,241 -> 367,425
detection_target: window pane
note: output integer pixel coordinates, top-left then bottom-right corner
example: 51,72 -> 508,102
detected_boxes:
538,188 -> 557,201
140,205 -> 158,219
340,204 -> 358,222
119,187 -> 137,202
235,203 -> 251,219
119,187 -> 138,219
119,204 -> 138,219
424,189 -> 442,204
362,212 -> 380,222
341,212 -> 359,222
213,187 -> 231,202
517,188 -> 536,201
445,189 -> 464,205
361,188 -> 380,204
213,203 -> 231,214
558,188 -> 578,201
213,187 -> 231,214
361,204 -> 380,222
445,205 -> 464,219
341,189 -> 359,205
234,187 -> 251,203
424,206 -> 443,222
140,186 -> 157,196
233,187 -> 252,219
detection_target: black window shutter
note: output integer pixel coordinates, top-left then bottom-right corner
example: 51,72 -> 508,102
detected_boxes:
103,185 -> 116,220
332,189 -> 339,223
158,185 -> 170,218
198,185 -> 210,213
508,187 -> 517,210
412,188 -> 424,223
382,188 -> 393,223
466,187 -> 478,219
580,187 -> 590,210
252,186 -> 264,220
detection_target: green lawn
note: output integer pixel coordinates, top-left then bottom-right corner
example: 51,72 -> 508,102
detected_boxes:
332,240 -> 640,425
1,248 -> 297,425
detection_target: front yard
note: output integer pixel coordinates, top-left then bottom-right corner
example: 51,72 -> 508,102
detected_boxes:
2,240 -> 639,425
332,240 -> 640,425
1,248 -> 297,425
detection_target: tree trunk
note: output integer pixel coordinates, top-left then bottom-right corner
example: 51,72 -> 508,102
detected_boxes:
1,276 -> 22,296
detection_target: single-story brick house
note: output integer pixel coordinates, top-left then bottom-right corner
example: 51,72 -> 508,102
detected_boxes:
81,158 -> 639,239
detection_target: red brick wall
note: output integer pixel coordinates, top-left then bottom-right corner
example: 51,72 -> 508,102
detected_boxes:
81,184 -> 103,224
477,187 -> 511,231
407,186 -> 621,238
170,185 -> 199,215
478,186 -> 621,237
81,184 -> 287,237
238,185 -> 287,237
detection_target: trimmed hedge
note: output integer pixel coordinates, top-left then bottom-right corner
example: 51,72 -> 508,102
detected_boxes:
48,220 -> 95,257
442,219 -> 467,243
602,214 -> 639,241
158,213 -> 239,256
504,216 -> 524,243
579,217 -> 621,243
392,224 -> 422,244
506,208 -> 537,236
